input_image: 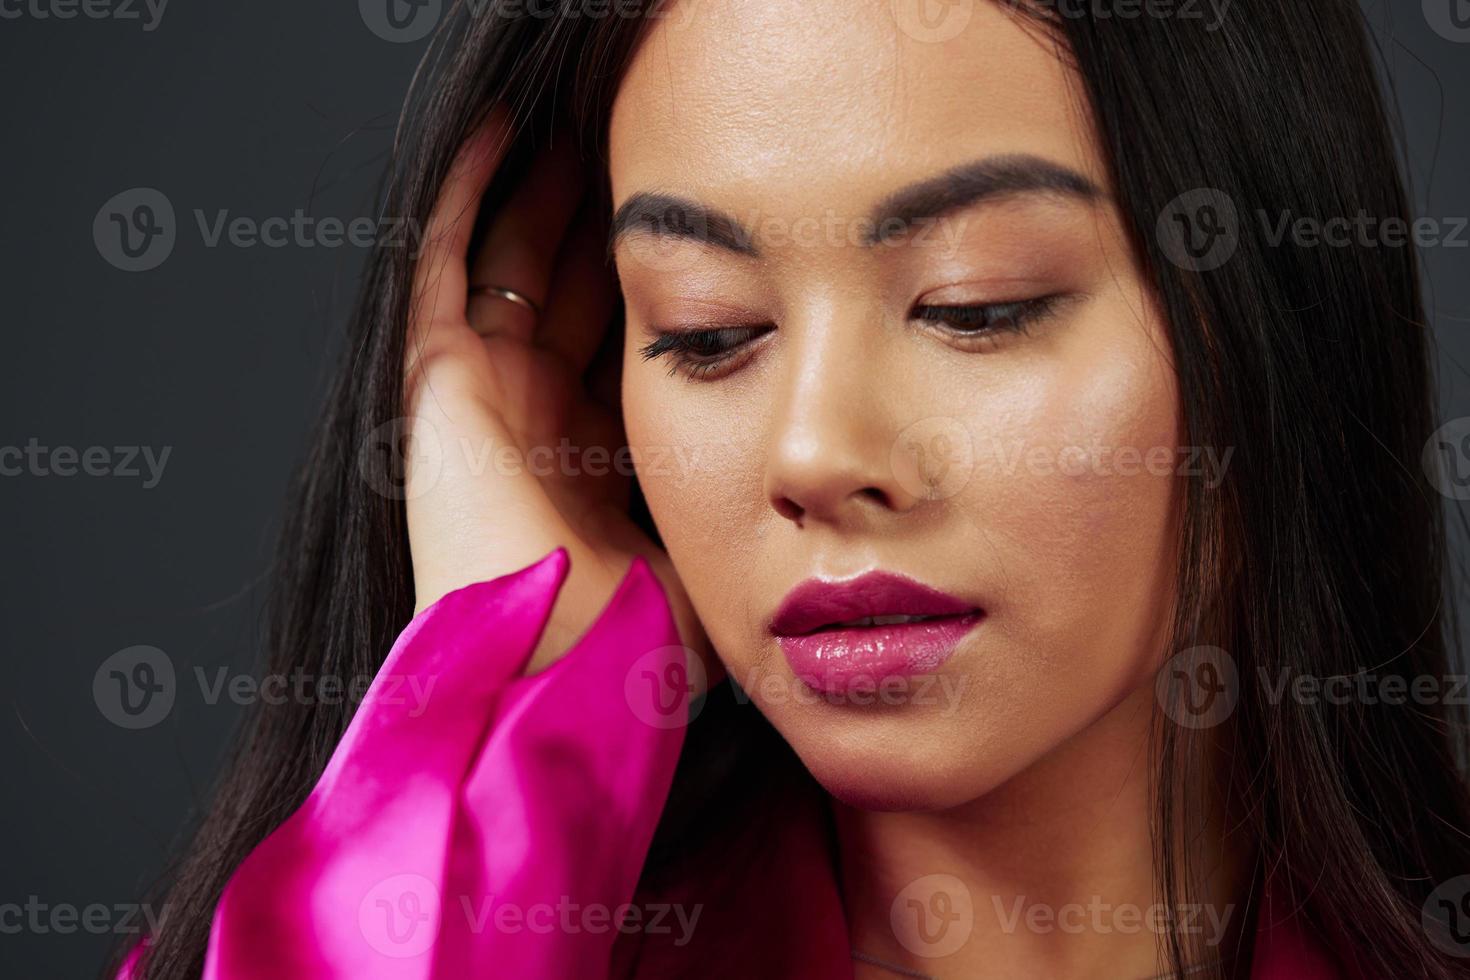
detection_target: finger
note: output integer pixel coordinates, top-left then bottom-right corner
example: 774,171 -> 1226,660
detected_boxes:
408,103 -> 516,355
467,129 -> 585,344
537,202 -> 619,374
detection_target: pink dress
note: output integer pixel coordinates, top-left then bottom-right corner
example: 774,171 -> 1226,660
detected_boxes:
123,548 -> 1340,978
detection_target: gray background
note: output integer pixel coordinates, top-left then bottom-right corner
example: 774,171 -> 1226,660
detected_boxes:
1,1 -> 1466,976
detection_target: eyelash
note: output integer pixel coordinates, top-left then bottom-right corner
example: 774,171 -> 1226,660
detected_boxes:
638,295 -> 1062,381
638,325 -> 772,381
912,295 -> 1060,334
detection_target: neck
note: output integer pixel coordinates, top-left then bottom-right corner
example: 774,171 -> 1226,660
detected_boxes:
834,685 -> 1247,980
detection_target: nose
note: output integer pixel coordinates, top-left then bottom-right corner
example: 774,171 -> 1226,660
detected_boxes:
763,313 -> 924,529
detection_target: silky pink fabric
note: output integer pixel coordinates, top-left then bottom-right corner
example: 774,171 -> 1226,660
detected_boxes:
201,547 -> 687,979
122,547 -> 1339,978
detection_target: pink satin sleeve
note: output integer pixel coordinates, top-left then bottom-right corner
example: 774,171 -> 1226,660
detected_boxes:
123,546 -> 690,979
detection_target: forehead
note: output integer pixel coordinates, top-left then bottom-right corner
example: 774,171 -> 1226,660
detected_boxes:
607,0 -> 1100,212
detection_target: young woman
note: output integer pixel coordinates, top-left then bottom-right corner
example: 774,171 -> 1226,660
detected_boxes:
120,1 -> 1470,977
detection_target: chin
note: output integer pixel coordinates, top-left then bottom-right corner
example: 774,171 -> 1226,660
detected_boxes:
771,702 -> 1022,813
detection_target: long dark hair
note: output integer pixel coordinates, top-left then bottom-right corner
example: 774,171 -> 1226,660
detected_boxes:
123,2 -> 1470,977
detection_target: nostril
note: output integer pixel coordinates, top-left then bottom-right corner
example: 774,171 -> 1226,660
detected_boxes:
772,496 -> 803,523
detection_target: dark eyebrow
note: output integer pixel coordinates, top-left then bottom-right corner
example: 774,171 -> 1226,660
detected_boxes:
862,154 -> 1102,245
608,154 -> 1101,258
608,192 -> 757,259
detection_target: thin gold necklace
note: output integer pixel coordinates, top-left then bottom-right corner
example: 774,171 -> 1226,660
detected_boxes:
850,948 -> 1226,979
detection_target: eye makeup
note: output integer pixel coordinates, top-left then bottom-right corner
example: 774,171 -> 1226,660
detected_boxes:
637,323 -> 775,382
636,290 -> 1071,382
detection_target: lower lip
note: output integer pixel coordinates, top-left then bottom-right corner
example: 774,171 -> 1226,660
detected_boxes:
776,613 -> 982,695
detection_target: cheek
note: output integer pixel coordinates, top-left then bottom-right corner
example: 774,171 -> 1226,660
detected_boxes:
967,300 -> 1181,686
622,361 -> 770,654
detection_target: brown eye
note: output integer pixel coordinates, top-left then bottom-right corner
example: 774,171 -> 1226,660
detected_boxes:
910,295 -> 1061,335
638,324 -> 773,381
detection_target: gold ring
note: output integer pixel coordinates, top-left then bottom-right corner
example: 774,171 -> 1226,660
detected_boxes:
469,284 -> 542,318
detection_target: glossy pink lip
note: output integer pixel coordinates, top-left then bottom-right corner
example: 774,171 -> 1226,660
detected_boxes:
770,571 -> 983,695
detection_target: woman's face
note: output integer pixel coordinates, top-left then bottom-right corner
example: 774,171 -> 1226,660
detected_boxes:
611,0 -> 1181,810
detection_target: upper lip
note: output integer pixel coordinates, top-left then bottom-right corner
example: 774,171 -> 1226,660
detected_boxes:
770,571 -> 981,637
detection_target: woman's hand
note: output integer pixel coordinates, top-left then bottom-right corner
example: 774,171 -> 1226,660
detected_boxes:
402,105 -> 709,676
